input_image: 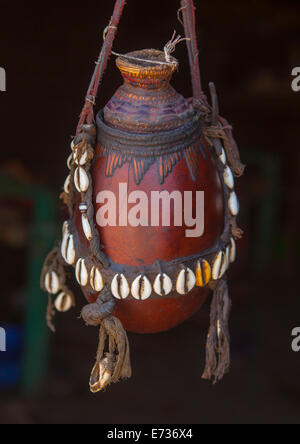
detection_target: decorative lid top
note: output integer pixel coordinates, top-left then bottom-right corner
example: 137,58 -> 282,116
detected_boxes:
116,49 -> 178,90
103,49 -> 195,134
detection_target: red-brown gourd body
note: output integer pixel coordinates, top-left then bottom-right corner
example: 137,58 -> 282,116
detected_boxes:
76,50 -> 224,334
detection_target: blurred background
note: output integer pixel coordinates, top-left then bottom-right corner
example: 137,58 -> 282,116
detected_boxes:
0,0 -> 299,424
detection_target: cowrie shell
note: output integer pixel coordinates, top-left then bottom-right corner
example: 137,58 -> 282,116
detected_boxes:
229,192 -> 240,216
223,166 -> 234,189
74,167 -> 89,193
62,221 -> 69,236
100,371 -> 111,390
61,225 -> 72,261
131,275 -> 152,300
64,175 -> 71,194
66,235 -> 76,265
111,274 -> 130,300
219,147 -> 226,165
90,266 -> 104,292
74,150 -> 88,166
55,292 -> 73,313
220,251 -> 228,278
217,319 -> 221,339
196,259 -> 211,287
82,213 -> 92,241
230,237 -> 236,263
67,153 -> 73,170
176,268 -> 196,295
61,230 -> 69,262
70,140 -> 75,151
75,259 -> 89,287
61,234 -> 76,265
212,251 -> 227,280
225,245 -> 231,271
44,271 -> 60,295
153,274 -> 172,296
90,359 -> 112,393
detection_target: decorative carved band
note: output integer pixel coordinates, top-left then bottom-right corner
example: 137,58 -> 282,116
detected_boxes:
96,110 -> 204,184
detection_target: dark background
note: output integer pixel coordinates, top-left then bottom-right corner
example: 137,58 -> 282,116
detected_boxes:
0,0 -> 300,424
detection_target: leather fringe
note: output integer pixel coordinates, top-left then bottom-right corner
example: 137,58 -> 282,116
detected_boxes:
81,288 -> 132,393
202,279 -> 232,383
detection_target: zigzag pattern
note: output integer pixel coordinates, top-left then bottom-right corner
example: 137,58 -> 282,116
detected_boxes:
100,143 -> 205,185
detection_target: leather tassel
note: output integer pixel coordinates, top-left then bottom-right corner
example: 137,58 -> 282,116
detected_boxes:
202,279 -> 231,383
81,287 -> 132,393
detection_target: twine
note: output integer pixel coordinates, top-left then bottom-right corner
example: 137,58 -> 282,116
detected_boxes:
164,31 -> 189,63
86,95 -> 96,106
177,6 -> 186,26
111,51 -> 178,67
103,25 -> 117,41
111,32 -> 190,67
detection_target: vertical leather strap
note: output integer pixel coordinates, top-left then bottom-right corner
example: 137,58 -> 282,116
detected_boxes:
77,0 -> 127,134
180,0 -> 202,100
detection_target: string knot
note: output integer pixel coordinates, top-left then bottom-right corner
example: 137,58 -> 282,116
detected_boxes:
164,31 -> 190,63
81,288 -> 115,327
86,95 -> 96,106
103,24 -> 117,41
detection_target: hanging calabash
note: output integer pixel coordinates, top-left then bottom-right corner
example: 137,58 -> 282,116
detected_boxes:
41,0 -> 245,393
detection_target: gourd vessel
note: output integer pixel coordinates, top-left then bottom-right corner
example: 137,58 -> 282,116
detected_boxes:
41,0 -> 245,393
